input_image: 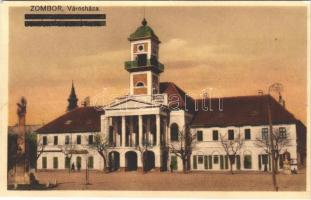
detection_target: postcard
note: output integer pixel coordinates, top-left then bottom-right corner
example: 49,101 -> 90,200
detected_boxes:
0,1 -> 310,198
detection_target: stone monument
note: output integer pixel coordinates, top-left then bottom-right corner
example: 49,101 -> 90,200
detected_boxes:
14,97 -> 30,184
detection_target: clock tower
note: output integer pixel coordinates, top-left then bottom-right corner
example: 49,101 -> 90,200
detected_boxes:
125,18 -> 164,96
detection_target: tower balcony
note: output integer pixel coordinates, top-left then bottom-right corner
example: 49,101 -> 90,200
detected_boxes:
124,59 -> 164,73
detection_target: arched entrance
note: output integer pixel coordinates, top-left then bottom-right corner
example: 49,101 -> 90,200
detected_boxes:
109,151 -> 120,171
125,151 -> 137,171
143,151 -> 155,172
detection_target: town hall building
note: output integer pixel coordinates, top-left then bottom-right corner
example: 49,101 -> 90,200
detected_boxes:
36,19 -> 306,172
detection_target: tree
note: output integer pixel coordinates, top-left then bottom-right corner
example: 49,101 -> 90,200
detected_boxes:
89,133 -> 110,172
27,132 -> 45,170
58,142 -> 76,174
169,124 -> 196,173
255,127 -> 290,173
220,132 -> 244,174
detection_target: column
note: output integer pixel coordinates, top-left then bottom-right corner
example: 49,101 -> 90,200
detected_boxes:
147,117 -> 151,145
139,115 -> 143,146
122,116 -> 125,147
156,114 -> 160,146
129,116 -> 133,146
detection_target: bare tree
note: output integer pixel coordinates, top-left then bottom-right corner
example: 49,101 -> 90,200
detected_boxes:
36,136 -> 45,162
89,133 -> 110,172
255,127 -> 290,173
58,140 -> 76,174
220,132 -> 244,174
169,125 -> 196,173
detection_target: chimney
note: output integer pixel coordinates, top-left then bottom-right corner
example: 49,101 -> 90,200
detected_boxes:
82,96 -> 90,107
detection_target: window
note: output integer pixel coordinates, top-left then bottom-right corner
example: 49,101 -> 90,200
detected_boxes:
212,130 -> 219,141
76,156 -> 82,170
170,123 -> 179,141
244,155 -> 252,169
204,155 -> 208,169
228,130 -> 234,140
65,135 -> 70,145
77,135 -> 81,144
88,156 -> 94,169
198,155 -> 203,164
244,129 -> 251,140
88,135 -> 94,145
213,155 -> 219,164
53,136 -> 58,145
262,128 -> 268,140
42,157 -> 47,169
53,157 -> 58,169
65,157 -> 71,169
135,82 -> 145,87
43,136 -> 47,145
279,127 -> 287,138
197,131 -> 203,142
193,156 -> 197,169
171,156 -> 178,170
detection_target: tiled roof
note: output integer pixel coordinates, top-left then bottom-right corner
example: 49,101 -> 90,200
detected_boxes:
36,107 -> 103,134
191,95 -> 298,127
160,82 -> 195,111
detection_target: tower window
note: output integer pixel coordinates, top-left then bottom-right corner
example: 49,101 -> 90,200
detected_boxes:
135,82 -> 145,88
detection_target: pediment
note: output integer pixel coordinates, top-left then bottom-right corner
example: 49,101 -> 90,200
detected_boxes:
107,98 -> 155,110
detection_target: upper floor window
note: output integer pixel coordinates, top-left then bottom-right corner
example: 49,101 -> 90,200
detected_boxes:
65,135 -> 70,145
262,128 -> 268,140
135,82 -> 145,88
279,127 -> 287,138
244,129 -> 251,140
170,123 -> 179,141
228,130 -> 234,140
43,136 -> 47,145
88,135 -> 94,145
53,136 -> 58,145
197,131 -> 203,142
77,135 -> 81,144
212,130 -> 219,141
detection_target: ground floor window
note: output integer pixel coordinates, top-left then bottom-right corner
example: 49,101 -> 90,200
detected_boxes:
258,154 -> 270,171
42,157 -> 47,169
193,155 -> 197,169
244,155 -> 252,169
65,157 -> 71,169
213,155 -> 219,164
76,156 -> 82,171
88,156 -> 94,169
170,156 -> 177,170
53,157 -> 58,169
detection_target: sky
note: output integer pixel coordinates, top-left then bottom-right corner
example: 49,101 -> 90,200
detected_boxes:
9,6 -> 308,126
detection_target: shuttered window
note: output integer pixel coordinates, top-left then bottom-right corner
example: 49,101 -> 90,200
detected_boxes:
88,156 -> 94,169
208,155 -> 212,169
53,157 -> 58,169
193,155 -> 197,169
204,155 -> 208,169
42,157 -> 47,169
225,155 -> 229,169
220,155 -> 224,169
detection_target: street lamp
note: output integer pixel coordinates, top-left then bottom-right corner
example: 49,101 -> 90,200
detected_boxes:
267,82 -> 283,191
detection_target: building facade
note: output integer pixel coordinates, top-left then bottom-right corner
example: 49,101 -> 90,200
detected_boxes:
36,19 -> 306,172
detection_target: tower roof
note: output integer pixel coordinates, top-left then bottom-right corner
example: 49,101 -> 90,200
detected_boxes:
67,81 -> 78,111
128,18 -> 160,42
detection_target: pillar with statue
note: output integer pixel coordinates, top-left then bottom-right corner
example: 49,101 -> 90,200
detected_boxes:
14,97 -> 30,185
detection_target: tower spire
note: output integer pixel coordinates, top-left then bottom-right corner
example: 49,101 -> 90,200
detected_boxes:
67,80 -> 78,112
